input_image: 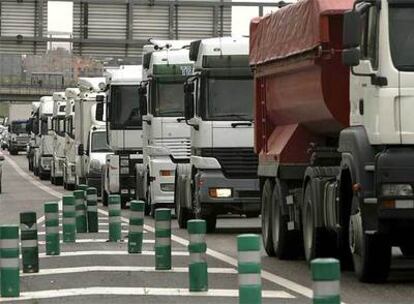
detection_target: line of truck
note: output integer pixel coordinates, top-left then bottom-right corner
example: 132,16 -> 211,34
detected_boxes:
22,0 -> 414,283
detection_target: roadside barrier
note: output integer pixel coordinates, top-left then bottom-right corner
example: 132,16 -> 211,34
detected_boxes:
0,225 -> 20,297
74,190 -> 87,233
187,219 -> 208,292
44,202 -> 60,255
20,212 -> 39,273
128,200 -> 144,253
237,234 -> 261,304
86,187 -> 98,233
62,195 -> 76,243
311,258 -> 341,304
108,194 -> 122,242
155,209 -> 171,270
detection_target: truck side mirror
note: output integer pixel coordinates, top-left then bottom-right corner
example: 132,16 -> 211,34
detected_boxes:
78,144 -> 84,156
342,48 -> 360,67
184,82 -> 195,121
96,101 -> 104,122
343,11 -> 361,49
138,86 -> 148,115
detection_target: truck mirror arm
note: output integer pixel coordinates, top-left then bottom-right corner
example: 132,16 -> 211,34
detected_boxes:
351,67 -> 388,87
185,119 -> 199,131
176,118 -> 186,123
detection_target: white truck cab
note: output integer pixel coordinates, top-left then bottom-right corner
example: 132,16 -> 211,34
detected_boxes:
27,101 -> 40,172
35,96 -> 54,180
50,91 -> 67,185
63,90 -> 76,190
176,37 -> 260,231
100,65 -> 142,208
137,42 -> 193,215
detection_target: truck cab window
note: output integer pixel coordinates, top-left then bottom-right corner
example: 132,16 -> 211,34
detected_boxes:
151,80 -> 185,117
360,7 -> 379,70
110,85 -> 141,129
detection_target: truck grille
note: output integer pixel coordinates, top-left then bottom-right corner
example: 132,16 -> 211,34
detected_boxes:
152,137 -> 191,161
200,148 -> 258,179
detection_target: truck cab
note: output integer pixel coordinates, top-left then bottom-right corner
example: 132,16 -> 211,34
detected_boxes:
74,77 -> 110,196
34,96 -> 53,179
100,65 -> 142,208
176,37 -> 260,231
63,92 -> 76,190
8,119 -> 30,155
137,41 -> 193,215
50,92 -> 67,185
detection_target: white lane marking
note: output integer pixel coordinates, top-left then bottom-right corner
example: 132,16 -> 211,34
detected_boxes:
0,287 -> 293,302
8,156 -> 308,300
21,266 -> 236,276
36,230 -> 135,236
36,239 -> 155,245
38,250 -> 188,258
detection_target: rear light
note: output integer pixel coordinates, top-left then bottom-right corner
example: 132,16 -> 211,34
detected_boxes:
209,188 -> 232,198
160,170 -> 173,177
382,199 -> 414,209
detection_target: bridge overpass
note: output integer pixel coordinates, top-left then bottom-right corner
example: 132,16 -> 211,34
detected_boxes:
0,85 -> 62,102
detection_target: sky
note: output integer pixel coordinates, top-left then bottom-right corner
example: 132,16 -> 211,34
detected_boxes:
47,0 -> 285,37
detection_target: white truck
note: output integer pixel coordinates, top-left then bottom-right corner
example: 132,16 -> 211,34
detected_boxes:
27,102 -> 40,171
176,37 -> 261,231
7,102 -> 32,155
34,96 -> 54,179
137,43 -> 193,215
75,77 -> 110,196
63,92 -> 76,190
99,65 -> 142,208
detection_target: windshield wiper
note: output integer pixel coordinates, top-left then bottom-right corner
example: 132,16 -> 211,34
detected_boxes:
210,114 -> 253,122
397,64 -> 414,70
159,110 -> 184,116
92,149 -> 112,152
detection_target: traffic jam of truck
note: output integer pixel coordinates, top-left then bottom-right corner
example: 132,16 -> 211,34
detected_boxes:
1,0 -> 414,302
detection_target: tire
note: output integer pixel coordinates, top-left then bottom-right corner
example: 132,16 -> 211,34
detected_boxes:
175,169 -> 190,229
9,149 -> 17,155
67,183 -> 75,191
205,214 -> 217,233
261,179 -> 275,256
349,211 -> 391,282
55,177 -> 63,186
302,181 -> 333,263
102,189 -> 108,207
400,245 -> 414,257
245,211 -> 260,218
271,180 -> 302,259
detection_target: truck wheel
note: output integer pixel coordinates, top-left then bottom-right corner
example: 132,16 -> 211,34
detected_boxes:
261,179 -> 275,256
245,211 -> 260,218
9,149 -> 17,155
205,214 -> 217,233
349,211 -> 391,282
302,181 -> 331,263
400,245 -> 414,257
272,180 -> 301,259
102,190 -> 108,207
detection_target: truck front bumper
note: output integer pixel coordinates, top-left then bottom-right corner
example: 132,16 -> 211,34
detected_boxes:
66,163 -> 76,185
196,170 -> 261,215
149,158 -> 176,206
40,156 -> 52,172
53,157 -> 64,177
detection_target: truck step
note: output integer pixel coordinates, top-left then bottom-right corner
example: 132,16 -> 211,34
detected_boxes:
364,164 -> 375,172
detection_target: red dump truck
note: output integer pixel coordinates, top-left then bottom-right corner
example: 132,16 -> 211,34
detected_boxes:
251,0 -> 414,282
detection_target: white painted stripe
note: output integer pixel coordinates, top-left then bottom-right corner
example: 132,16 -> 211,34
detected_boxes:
108,204 -> 121,211
0,287 -> 293,302
76,210 -> 86,216
62,218 -> 75,225
45,213 -> 58,221
239,273 -> 261,285
313,281 -> 340,297
129,225 -> 143,233
87,194 -> 98,201
36,239 -> 155,245
87,206 -> 98,212
155,221 -> 170,230
38,250 -> 188,258
190,252 -> 205,263
75,199 -> 84,206
63,205 -> 75,212
37,229 -> 138,236
0,239 -> 19,249
129,211 -> 144,219
21,266 -> 236,277
109,216 -> 121,223
0,258 -> 19,268
45,227 -> 59,234
189,234 -> 205,244
238,251 -> 261,263
20,224 -> 37,231
21,240 -> 38,248
156,237 -> 171,246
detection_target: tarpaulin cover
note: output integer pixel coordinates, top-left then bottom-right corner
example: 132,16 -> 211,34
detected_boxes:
250,0 -> 354,65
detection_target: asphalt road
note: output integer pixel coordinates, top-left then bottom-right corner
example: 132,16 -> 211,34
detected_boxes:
1,152 -> 414,303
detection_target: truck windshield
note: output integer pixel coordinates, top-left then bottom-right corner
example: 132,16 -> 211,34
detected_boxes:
11,122 -> 27,134
204,77 -> 253,121
389,6 -> 414,71
152,82 -> 184,117
110,85 -> 141,129
91,131 -> 111,152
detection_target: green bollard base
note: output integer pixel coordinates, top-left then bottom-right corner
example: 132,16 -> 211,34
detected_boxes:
189,262 -> 208,292
313,295 -> 341,304
22,247 -> 39,273
155,245 -> 172,270
87,213 -> 98,233
109,223 -> 122,242
1,268 -> 20,297
128,233 -> 143,253
76,217 -> 88,233
239,285 -> 262,304
46,234 -> 60,255
63,224 -> 76,243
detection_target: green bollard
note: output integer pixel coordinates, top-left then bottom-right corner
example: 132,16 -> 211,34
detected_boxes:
0,225 -> 20,297
74,190 -> 87,233
311,258 -> 341,304
128,200 -> 144,253
155,208 -> 171,270
188,219 -> 208,292
77,184 -> 88,191
62,195 -> 76,243
44,202 -> 60,255
237,234 -> 262,304
108,195 -> 121,242
20,212 -> 39,273
86,187 -> 99,233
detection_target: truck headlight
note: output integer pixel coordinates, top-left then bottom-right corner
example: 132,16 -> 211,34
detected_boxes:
382,184 -> 413,197
120,159 -> 129,167
209,188 -> 232,198
160,183 -> 174,192
120,167 -> 129,175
